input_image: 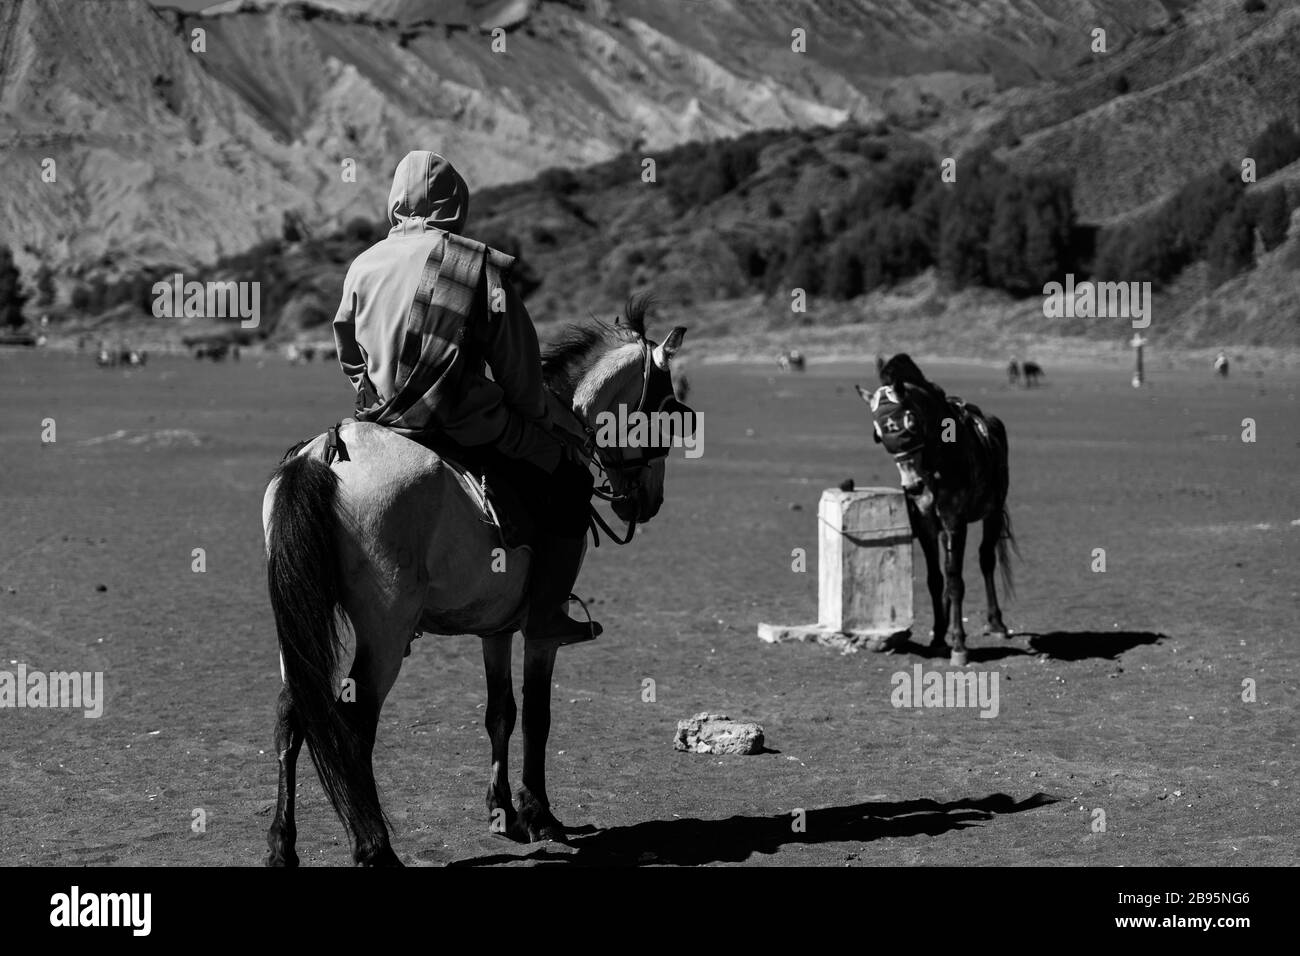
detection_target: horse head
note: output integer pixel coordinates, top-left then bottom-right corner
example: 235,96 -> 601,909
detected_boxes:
855,354 -> 949,505
543,295 -> 696,525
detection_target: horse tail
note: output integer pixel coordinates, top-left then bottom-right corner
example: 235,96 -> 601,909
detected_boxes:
997,505 -> 1019,598
266,454 -> 383,846
988,416 -> 1019,598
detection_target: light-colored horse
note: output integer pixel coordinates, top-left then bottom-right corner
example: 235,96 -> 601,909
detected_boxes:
262,302 -> 689,865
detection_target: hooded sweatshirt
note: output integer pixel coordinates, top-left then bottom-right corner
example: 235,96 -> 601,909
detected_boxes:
333,151 -> 561,471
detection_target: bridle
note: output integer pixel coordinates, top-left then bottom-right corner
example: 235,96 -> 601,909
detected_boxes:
871,384 -> 938,487
553,341 -> 687,546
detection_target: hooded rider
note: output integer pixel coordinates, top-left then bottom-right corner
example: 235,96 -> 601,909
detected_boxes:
332,150 -> 599,646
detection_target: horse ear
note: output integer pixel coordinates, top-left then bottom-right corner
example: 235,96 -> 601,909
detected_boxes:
853,383 -> 874,404
653,326 -> 687,369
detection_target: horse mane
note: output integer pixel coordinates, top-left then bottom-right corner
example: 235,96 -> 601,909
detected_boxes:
879,353 -> 947,404
542,295 -> 652,396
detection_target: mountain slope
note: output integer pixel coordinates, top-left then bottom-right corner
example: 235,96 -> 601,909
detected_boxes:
2,0 -> 1183,280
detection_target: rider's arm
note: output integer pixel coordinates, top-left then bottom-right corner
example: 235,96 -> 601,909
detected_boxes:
479,275 -> 552,427
333,287 -> 366,395
438,273 -> 561,471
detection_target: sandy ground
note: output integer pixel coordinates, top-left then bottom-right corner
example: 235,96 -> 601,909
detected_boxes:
1,348 -> 1296,866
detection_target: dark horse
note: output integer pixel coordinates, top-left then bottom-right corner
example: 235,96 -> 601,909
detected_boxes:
856,354 -> 1017,665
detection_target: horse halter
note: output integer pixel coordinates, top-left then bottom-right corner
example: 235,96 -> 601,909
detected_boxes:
586,342 -> 694,544
869,385 -> 926,462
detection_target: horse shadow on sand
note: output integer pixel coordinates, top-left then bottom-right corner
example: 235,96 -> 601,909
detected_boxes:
897,630 -> 1166,664
449,792 -> 1056,867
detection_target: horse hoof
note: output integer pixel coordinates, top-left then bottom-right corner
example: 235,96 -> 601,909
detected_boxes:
265,849 -> 299,868
487,793 -> 518,838
950,650 -> 968,667
529,821 -> 567,844
357,846 -> 404,867
985,627 -> 1010,640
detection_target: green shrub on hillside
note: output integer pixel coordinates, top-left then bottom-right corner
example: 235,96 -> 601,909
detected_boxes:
1247,117 -> 1300,179
1253,184 -> 1292,251
34,265 -> 56,308
664,136 -> 766,212
0,245 -> 27,329
1095,163 -> 1245,286
823,240 -> 864,300
1206,199 -> 1257,286
344,217 -> 380,245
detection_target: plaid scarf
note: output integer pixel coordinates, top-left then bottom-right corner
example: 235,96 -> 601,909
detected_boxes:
354,230 -> 515,435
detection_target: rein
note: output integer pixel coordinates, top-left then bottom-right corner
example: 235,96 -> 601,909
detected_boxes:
548,342 -> 656,548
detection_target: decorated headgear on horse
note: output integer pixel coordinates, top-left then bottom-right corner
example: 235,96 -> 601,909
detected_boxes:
869,384 -> 925,459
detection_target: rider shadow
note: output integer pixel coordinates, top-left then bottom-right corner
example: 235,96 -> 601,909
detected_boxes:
450,792 -> 1056,867
1021,630 -> 1166,661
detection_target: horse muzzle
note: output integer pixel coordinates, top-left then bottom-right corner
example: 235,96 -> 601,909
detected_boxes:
893,455 -> 926,495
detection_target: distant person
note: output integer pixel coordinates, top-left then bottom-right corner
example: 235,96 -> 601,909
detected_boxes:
1214,352 -> 1229,377
1008,356 -> 1020,386
331,150 -> 598,645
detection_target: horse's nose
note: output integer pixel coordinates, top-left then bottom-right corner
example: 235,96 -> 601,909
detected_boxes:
902,478 -> 924,494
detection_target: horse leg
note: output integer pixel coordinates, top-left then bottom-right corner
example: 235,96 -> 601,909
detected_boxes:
517,639 -> 565,842
265,683 -> 303,867
480,633 -> 519,839
943,523 -> 970,666
915,520 -> 946,649
980,513 -> 1009,639
340,623 -> 409,867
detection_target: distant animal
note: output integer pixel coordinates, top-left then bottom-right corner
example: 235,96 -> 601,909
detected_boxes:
776,349 -> 805,372
1007,357 -> 1020,386
96,346 -> 117,368
192,342 -> 230,361
287,344 -> 316,364
1022,361 -> 1043,387
1214,353 -> 1229,378
856,353 -> 1017,666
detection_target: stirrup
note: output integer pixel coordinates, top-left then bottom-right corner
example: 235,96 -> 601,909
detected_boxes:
557,593 -> 601,646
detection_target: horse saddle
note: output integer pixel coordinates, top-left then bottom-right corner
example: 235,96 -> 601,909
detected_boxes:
279,422 -> 534,550
947,397 -> 993,448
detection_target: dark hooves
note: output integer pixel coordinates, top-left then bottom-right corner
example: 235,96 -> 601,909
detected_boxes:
358,846 -> 404,867
528,816 -> 568,844
265,850 -> 299,868
516,788 -> 569,844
